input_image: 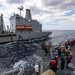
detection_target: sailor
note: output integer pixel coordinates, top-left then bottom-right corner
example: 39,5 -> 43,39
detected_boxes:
65,42 -> 68,50
61,45 -> 66,55
58,47 -> 61,57
61,45 -> 65,49
55,50 -> 58,55
44,43 -> 49,56
41,42 -> 48,56
67,47 -> 71,51
60,53 -> 65,70
55,53 -> 59,65
47,42 -> 52,56
65,44 -> 71,50
66,54 -> 72,69
66,48 -> 71,56
50,57 -> 57,72
70,52 -> 72,59
41,42 -> 46,50
67,40 -> 71,46
68,45 -> 71,48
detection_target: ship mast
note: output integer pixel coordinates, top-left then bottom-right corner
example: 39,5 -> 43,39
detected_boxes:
18,6 -> 23,16
0,14 -> 4,33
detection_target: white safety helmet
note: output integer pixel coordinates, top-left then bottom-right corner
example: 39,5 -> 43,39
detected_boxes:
68,45 -> 70,48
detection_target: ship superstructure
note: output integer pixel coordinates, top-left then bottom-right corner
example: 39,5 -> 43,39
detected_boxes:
0,6 -> 52,44
10,9 -> 42,33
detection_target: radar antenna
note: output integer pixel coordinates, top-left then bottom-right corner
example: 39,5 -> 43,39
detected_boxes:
18,6 -> 23,16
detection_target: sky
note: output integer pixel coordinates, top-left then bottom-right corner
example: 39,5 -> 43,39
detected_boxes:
0,0 -> 75,31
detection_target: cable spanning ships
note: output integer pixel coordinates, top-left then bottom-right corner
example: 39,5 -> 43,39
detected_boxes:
0,6 -> 52,44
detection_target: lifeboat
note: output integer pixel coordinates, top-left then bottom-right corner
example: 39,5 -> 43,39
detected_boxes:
16,26 -> 25,30
16,26 -> 32,30
25,26 -> 32,30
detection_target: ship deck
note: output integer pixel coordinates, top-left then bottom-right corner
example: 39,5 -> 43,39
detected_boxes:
55,45 -> 75,75
0,40 -> 75,75
44,44 -> 75,75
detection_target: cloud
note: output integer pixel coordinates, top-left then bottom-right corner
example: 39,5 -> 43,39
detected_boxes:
6,0 -> 25,4
58,14 -> 75,30
42,13 -> 75,30
42,0 -> 75,10
49,14 -> 75,30
60,0 -> 75,10
0,0 -> 75,30
28,0 -> 75,23
42,0 -> 64,7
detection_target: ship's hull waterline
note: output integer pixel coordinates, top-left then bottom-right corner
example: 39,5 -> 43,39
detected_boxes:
0,32 -> 52,44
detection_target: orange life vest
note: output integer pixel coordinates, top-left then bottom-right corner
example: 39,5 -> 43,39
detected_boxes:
67,56 -> 71,61
55,56 -> 59,61
50,60 -> 57,67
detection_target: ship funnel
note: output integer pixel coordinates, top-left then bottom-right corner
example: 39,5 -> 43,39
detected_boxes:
26,9 -> 32,21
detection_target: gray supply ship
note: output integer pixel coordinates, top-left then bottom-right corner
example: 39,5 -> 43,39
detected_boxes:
0,6 -> 52,44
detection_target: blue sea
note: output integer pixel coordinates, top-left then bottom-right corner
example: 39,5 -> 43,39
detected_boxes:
49,30 -> 75,45
0,30 -> 75,73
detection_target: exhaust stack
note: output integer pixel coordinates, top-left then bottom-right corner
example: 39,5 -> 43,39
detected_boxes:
26,9 -> 32,21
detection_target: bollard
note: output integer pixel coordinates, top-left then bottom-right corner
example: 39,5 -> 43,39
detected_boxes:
34,64 -> 39,75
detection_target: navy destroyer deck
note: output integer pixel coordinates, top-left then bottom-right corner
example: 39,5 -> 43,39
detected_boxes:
45,44 -> 75,75
0,39 -> 75,75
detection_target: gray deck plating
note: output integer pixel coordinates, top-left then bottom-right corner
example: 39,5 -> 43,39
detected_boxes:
55,45 -> 75,75
0,42 -> 75,75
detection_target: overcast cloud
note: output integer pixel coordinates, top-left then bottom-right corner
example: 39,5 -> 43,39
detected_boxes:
42,0 -> 75,10
0,0 -> 75,30
6,0 -> 25,4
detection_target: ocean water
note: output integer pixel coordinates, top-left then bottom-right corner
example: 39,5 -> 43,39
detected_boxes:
0,30 -> 75,73
49,30 -> 75,45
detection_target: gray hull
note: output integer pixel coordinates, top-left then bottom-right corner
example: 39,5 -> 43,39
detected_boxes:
16,32 -> 51,40
0,32 -> 52,44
